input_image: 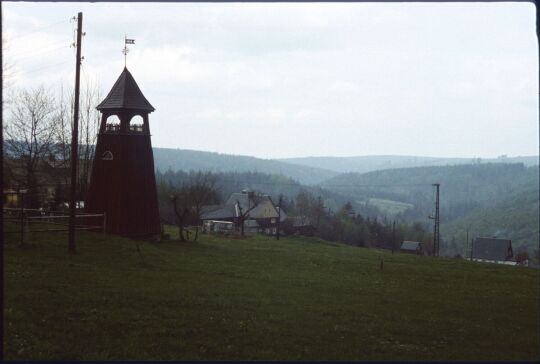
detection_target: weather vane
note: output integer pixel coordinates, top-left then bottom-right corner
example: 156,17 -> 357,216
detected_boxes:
122,35 -> 135,67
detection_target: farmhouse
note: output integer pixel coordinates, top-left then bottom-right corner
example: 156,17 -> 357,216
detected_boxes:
200,190 -> 285,235
471,237 -> 516,265
3,155 -> 72,209
400,241 -> 424,255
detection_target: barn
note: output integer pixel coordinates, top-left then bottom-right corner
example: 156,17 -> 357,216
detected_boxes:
400,241 -> 424,255
471,237 -> 515,265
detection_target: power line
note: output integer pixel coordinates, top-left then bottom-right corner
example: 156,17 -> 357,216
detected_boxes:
10,60 -> 71,77
157,176 -> 434,189
156,171 -> 435,188
7,18 -> 70,41
7,37 -> 72,59
9,43 -> 71,64
7,164 -> 438,190
321,182 -> 434,188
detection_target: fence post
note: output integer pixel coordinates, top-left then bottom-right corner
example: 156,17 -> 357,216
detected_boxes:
102,212 -> 107,234
20,208 -> 24,247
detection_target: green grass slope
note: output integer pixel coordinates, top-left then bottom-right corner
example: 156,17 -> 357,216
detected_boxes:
4,230 -> 539,361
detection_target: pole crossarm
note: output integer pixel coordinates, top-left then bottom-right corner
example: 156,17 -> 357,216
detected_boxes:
2,0 -> 530,2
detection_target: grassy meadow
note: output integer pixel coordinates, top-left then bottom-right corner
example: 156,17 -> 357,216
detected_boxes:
3,226 -> 539,360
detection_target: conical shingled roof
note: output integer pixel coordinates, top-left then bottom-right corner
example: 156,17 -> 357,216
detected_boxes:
97,67 -> 155,112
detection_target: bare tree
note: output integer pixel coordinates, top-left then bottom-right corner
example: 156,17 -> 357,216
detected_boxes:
189,172 -> 219,241
170,187 -> 190,242
53,84 -> 72,178
78,78 -> 101,197
4,86 -> 57,207
236,192 -> 263,237
53,80 -> 101,200
169,172 -> 219,242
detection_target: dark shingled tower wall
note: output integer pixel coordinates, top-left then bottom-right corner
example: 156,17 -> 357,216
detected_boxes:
85,67 -> 161,237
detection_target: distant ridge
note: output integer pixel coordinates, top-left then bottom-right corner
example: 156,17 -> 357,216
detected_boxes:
152,147 -> 338,185
278,155 -> 539,174
153,148 -> 538,185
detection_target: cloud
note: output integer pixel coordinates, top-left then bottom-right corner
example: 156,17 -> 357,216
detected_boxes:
3,2 -> 537,158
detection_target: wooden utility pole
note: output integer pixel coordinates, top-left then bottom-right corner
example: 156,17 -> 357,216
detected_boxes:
429,183 -> 440,257
466,228 -> 469,259
316,196 -> 323,227
391,220 -> 396,254
19,189 -> 25,246
434,183 -> 440,256
276,195 -> 282,241
68,12 -> 83,254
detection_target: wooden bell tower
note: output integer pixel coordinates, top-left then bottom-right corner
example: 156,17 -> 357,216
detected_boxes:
85,67 -> 161,237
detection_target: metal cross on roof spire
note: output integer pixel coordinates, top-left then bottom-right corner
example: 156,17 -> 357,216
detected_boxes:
123,35 -> 135,67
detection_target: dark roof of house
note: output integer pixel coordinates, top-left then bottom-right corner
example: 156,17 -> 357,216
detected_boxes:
201,192 -> 287,222
400,241 -> 422,251
225,192 -> 254,212
472,237 -> 513,261
96,67 -> 155,112
200,204 -> 237,220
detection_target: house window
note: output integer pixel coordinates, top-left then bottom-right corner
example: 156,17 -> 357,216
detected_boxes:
102,151 -> 113,160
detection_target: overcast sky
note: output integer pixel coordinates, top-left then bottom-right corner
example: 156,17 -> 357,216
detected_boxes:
3,2 -> 538,159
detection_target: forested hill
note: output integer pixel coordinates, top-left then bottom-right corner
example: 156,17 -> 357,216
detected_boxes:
280,155 -> 538,174
153,148 -> 337,185
321,163 -> 538,221
443,186 -> 539,256
321,163 -> 539,254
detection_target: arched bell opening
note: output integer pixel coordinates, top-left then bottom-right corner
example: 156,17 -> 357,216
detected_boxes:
104,115 -> 121,133
129,115 -> 145,133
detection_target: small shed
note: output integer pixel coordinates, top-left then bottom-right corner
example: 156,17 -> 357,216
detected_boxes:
400,241 -> 424,255
471,237 -> 515,265
202,220 -> 234,234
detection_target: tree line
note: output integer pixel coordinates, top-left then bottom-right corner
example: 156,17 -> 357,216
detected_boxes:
3,83 -> 101,208
283,190 -> 434,252
156,169 -> 434,251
